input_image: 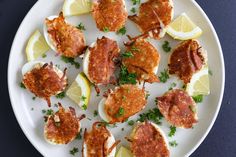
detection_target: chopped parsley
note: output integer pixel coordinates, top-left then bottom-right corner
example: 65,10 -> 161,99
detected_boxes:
162,41 -> 171,52
76,22 -> 86,31
121,128 -> 125,131
76,128 -> 83,140
192,95 -> 203,103
169,140 -> 178,147
81,96 -> 87,101
69,147 -> 79,156
137,108 -> 163,125
121,51 -> 134,58
42,109 -> 54,116
20,82 -> 26,89
32,97 -> 36,100
103,27 -> 109,32
82,104 -> 87,110
159,69 -> 169,83
169,82 -> 177,90
93,110 -> 98,117
115,107 -> 125,117
42,54 -> 47,58
130,7 -> 136,13
128,120 -> 135,126
145,92 -> 150,100
131,0 -> 141,5
56,92 -> 65,99
117,26 -> 126,35
182,84 -> 186,89
208,69 -> 213,76
168,126 -> 176,137
119,65 -> 137,85
61,56 -> 80,69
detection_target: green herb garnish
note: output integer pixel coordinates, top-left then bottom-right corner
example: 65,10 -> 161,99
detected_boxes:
61,56 -> 80,69
42,109 -> 54,116
168,126 -> 176,137
169,140 -> 178,147
76,128 -> 83,140
76,22 -> 86,31
131,0 -> 141,5
103,27 -> 109,32
122,51 -> 134,58
20,82 -> 26,89
169,82 -> 177,90
137,108 -> 163,125
93,110 -> 98,117
117,26 -> 126,35
119,65 -> 137,85
162,41 -> 171,52
81,96 -> 87,101
42,54 -> 47,58
82,104 -> 87,110
128,120 -> 135,126
32,97 -> 36,100
192,95 -> 203,103
130,7 -> 136,13
56,91 -> 65,99
69,147 -> 79,156
208,69 -> 213,76
159,69 -> 169,83
131,46 -> 140,52
115,107 -> 125,117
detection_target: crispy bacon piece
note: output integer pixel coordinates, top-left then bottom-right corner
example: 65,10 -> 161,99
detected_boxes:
83,122 -> 120,157
44,103 -> 85,144
22,63 -> 67,107
92,0 -> 128,32
122,37 -> 160,83
87,36 -> 120,85
104,85 -> 147,123
168,39 -> 205,84
130,122 -> 169,157
128,0 -> 173,39
45,12 -> 86,58
157,89 -> 198,128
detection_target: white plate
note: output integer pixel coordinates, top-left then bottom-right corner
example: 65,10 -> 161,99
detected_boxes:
8,0 -> 225,156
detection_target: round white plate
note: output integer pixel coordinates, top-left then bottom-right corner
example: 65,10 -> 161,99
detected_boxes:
8,0 -> 225,156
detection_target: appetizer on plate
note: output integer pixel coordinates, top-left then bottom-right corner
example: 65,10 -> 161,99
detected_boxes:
157,89 -> 198,128
128,121 -> 170,157
92,0 -> 128,32
44,12 -> 86,58
129,0 -> 174,39
83,122 -> 120,157
44,103 -> 85,144
168,39 -> 207,84
22,61 -> 67,107
98,84 -> 147,124
122,37 -> 160,83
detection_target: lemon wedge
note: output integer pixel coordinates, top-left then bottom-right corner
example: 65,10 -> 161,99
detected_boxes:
26,30 -> 50,61
62,0 -> 92,17
116,146 -> 133,157
66,73 -> 91,109
186,66 -> 210,96
166,13 -> 203,40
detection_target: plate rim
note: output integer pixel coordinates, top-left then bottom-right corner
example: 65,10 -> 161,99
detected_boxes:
7,0 -> 225,156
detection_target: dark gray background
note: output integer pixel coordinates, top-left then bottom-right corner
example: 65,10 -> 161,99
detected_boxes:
0,0 -> 235,156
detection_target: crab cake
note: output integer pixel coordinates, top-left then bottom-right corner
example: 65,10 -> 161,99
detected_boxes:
129,122 -> 169,157
157,89 -> 198,128
83,122 -> 119,157
168,39 -> 206,84
44,12 -> 86,58
129,0 -> 174,39
83,36 -> 120,86
22,61 -> 67,107
44,103 -> 85,144
98,84 -> 147,124
122,38 -> 160,83
92,0 -> 128,32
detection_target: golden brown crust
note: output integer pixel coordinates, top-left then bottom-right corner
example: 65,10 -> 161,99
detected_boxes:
128,0 -> 173,39
88,36 -> 120,85
122,38 -> 160,83
22,63 -> 67,107
44,104 -> 83,144
104,85 -> 147,123
92,0 -> 128,32
168,40 -> 205,84
83,122 -> 119,157
157,89 -> 198,128
45,12 -> 86,58
131,122 -> 169,157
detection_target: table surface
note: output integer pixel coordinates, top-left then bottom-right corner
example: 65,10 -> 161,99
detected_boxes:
1,0 -> 235,156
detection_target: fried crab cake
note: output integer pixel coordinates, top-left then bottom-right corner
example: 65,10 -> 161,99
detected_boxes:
44,103 -> 85,144
98,84 -> 147,124
22,61 -> 67,107
129,122 -> 169,157
44,12 -> 86,58
83,122 -> 120,157
83,36 -> 120,86
168,39 -> 206,84
157,89 -> 198,128
122,38 -> 160,83
92,0 -> 128,32
129,0 -> 174,39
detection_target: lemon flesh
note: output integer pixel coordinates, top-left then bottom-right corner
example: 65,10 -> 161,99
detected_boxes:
26,30 -> 50,61
166,13 -> 203,40
66,73 -> 91,108
116,146 -> 133,157
63,0 -> 92,17
186,67 -> 210,96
